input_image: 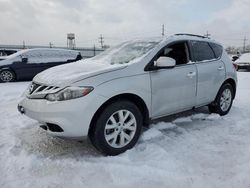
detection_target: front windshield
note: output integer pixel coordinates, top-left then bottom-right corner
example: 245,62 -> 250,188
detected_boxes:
92,40 -> 159,65
5,49 -> 27,59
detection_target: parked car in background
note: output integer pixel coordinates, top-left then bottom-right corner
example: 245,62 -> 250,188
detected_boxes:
0,49 -> 19,56
18,34 -> 237,156
0,49 -> 19,61
0,48 -> 82,82
234,53 -> 250,71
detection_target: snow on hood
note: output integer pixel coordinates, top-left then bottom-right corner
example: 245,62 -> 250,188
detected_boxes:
34,60 -> 126,86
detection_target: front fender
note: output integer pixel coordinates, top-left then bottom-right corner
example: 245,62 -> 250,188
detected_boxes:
95,73 -> 152,116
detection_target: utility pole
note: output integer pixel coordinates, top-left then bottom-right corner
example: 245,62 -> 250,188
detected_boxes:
22,40 -> 26,49
49,42 -> 53,48
243,36 -> 248,53
162,24 -> 165,37
99,34 -> 104,48
204,31 -> 211,38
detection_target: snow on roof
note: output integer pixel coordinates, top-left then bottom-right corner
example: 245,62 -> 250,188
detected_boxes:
235,53 -> 250,63
5,48 -> 80,60
168,34 -> 220,45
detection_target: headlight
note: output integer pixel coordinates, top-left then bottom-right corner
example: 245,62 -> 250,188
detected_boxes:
46,86 -> 94,101
22,83 -> 32,97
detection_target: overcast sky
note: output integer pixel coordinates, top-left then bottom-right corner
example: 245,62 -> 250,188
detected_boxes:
0,0 -> 250,48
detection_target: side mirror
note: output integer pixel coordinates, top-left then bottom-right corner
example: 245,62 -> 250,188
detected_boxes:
22,57 -> 28,63
154,56 -> 176,69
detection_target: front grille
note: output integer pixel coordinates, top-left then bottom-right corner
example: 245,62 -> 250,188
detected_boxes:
27,82 -> 62,99
29,83 -> 40,94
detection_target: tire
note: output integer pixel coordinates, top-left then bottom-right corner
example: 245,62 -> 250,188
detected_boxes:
0,69 -> 15,83
208,83 -> 234,116
89,100 -> 143,156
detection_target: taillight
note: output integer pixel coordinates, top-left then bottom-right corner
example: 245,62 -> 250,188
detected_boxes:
233,63 -> 238,71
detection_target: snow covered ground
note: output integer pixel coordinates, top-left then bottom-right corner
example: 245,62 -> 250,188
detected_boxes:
1,72 -> 250,188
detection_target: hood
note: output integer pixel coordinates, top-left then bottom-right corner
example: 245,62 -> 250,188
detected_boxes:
34,60 -> 127,87
0,58 -> 12,65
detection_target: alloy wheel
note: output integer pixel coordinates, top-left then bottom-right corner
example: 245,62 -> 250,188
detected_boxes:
104,109 -> 137,148
220,88 -> 232,112
0,70 -> 13,82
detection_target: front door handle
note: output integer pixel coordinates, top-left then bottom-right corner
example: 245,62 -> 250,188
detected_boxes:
218,66 -> 224,71
187,72 -> 196,78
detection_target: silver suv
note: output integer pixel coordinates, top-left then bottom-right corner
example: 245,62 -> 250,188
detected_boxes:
18,34 -> 237,155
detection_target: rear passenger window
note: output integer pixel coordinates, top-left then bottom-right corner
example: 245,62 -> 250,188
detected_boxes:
209,43 -> 223,59
191,41 -> 215,62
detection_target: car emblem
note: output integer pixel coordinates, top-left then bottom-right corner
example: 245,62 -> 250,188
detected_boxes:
29,84 -> 34,94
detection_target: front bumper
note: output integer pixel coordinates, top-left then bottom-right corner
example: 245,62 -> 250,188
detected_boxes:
18,94 -> 107,138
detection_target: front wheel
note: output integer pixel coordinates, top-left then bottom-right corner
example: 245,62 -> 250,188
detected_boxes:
208,83 -> 234,116
0,69 -> 15,82
89,100 -> 143,156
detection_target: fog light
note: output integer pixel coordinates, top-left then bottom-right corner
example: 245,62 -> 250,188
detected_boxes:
17,105 -> 25,114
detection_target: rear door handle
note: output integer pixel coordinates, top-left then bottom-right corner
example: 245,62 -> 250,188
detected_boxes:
218,66 -> 224,71
187,72 -> 196,78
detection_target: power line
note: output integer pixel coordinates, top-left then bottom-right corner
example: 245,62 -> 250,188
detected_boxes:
243,36 -> 248,53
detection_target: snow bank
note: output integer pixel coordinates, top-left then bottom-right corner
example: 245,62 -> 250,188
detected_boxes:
173,117 -> 192,123
141,128 -> 164,141
150,122 -> 177,130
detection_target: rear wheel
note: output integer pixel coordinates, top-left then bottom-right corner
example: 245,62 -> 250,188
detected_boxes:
89,100 -> 143,156
0,70 -> 15,82
208,83 -> 234,116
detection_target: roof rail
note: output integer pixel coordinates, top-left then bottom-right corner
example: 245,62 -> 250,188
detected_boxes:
175,33 -> 209,39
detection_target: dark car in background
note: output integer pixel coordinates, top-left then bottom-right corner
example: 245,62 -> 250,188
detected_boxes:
0,49 -> 19,56
0,49 -> 19,61
0,48 -> 82,82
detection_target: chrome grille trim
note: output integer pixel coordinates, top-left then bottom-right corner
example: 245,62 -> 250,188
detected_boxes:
27,82 -> 62,99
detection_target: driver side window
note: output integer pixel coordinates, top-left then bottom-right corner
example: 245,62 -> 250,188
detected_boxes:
157,42 -> 189,66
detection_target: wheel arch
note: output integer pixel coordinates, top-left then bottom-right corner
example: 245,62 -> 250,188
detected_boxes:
88,93 -> 150,136
0,67 -> 17,81
223,78 -> 236,99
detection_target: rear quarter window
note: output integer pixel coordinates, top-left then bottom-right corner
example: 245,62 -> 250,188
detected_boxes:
209,43 -> 223,59
191,41 -> 215,62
